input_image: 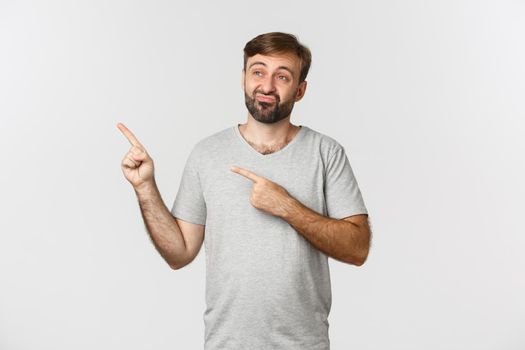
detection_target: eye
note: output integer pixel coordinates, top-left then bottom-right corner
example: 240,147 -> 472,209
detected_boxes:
253,70 -> 263,77
278,75 -> 289,81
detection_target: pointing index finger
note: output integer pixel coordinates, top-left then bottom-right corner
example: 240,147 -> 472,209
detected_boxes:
230,166 -> 260,182
117,122 -> 143,148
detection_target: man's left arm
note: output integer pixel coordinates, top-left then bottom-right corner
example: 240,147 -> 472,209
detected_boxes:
230,165 -> 371,266
280,196 -> 371,266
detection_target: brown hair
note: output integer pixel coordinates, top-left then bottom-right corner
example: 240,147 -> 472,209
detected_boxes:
243,32 -> 312,83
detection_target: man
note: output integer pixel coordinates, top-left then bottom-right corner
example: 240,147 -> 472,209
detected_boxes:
118,32 -> 371,350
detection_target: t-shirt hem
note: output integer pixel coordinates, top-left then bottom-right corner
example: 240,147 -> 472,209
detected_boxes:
171,208 -> 206,226
330,207 -> 368,220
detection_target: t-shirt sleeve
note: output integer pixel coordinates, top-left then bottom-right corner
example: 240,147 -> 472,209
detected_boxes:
170,146 -> 207,225
323,145 -> 368,219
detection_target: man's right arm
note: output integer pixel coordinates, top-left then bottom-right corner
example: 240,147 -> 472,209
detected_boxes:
117,123 -> 204,269
134,179 -> 204,270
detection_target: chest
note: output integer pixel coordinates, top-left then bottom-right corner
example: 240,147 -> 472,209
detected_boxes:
200,154 -> 327,219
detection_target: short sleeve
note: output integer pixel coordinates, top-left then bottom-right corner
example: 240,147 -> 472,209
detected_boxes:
323,145 -> 368,219
170,146 -> 207,225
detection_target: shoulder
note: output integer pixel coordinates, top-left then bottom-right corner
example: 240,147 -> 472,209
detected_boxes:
184,126 -> 234,170
301,125 -> 346,160
190,126 -> 233,155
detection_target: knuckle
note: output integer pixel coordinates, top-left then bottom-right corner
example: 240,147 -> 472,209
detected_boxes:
130,146 -> 144,154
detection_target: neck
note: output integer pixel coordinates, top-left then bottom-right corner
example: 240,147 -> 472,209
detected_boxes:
238,115 -> 300,148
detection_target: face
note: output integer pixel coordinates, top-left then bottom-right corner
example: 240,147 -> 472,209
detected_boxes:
242,53 -> 307,124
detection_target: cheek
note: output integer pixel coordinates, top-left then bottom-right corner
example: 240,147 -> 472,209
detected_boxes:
245,81 -> 257,94
285,86 -> 301,100
279,89 -> 295,101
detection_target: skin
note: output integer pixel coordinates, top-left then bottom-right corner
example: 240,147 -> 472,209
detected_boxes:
117,122 -> 154,189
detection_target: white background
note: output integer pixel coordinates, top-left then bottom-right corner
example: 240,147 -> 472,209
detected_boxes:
1,0 -> 524,349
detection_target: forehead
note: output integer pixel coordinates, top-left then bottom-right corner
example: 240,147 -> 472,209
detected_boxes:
246,53 -> 300,73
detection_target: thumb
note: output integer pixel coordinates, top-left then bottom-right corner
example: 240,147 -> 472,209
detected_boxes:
131,152 -> 148,162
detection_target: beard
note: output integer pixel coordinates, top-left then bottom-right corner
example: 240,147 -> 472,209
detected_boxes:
244,88 -> 297,124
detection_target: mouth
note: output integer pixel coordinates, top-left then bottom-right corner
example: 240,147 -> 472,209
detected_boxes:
256,94 -> 277,103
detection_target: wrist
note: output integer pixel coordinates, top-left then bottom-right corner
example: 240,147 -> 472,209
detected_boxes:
134,179 -> 157,195
280,195 -> 301,221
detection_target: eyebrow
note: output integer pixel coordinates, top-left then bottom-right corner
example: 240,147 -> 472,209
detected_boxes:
248,61 -> 295,77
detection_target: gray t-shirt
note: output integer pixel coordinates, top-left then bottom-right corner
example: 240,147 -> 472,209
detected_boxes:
171,124 -> 368,350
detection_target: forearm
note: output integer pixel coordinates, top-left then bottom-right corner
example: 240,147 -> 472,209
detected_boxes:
134,179 -> 188,268
280,197 -> 368,265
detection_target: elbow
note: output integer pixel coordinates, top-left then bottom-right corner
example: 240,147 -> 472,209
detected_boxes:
353,255 -> 367,266
352,247 -> 370,267
341,251 -> 368,266
169,263 -> 183,270
168,259 -> 186,270
169,256 -> 193,270
167,252 -> 192,270
353,229 -> 371,266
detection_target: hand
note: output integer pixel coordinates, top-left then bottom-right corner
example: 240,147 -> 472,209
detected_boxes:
117,122 -> 155,189
230,166 -> 293,218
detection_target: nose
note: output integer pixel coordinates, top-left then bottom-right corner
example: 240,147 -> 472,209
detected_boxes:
259,75 -> 277,95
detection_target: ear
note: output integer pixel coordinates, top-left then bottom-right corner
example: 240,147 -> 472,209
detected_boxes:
241,69 -> 245,91
294,80 -> 308,102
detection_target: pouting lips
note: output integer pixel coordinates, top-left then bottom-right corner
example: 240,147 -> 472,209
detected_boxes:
256,94 -> 277,103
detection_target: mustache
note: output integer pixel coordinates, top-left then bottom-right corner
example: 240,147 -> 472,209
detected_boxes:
253,90 -> 280,102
